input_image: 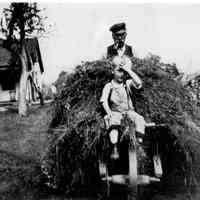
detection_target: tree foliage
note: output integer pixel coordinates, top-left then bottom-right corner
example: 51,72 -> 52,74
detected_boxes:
1,2 -> 46,42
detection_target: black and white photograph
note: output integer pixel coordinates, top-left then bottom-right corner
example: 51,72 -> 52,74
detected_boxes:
0,1 -> 200,200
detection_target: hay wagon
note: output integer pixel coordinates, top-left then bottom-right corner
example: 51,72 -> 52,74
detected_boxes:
44,57 -> 193,199
98,118 -> 167,200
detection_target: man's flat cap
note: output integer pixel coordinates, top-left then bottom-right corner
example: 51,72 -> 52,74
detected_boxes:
109,22 -> 126,33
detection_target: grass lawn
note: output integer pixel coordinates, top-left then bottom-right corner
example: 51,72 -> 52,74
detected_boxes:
0,103 -> 53,199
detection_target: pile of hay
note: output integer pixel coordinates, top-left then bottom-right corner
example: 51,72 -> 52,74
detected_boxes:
42,56 -> 200,195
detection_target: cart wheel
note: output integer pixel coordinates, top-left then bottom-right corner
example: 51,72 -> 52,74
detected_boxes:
128,148 -> 138,200
98,161 -> 110,199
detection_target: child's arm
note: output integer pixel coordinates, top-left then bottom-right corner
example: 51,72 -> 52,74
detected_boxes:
102,101 -> 112,117
100,83 -> 112,117
121,65 -> 142,89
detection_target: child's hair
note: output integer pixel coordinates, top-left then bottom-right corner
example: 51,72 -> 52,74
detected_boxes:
111,55 -> 132,71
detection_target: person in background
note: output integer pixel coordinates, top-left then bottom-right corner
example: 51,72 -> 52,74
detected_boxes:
50,84 -> 57,100
107,22 -> 133,59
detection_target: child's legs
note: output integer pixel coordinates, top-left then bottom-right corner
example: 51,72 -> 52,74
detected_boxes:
105,111 -> 123,127
126,110 -> 145,134
110,111 -> 123,125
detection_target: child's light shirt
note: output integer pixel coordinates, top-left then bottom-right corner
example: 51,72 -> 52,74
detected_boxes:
100,80 -> 133,113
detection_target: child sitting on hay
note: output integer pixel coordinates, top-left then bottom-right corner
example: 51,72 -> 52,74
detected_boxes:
100,55 -> 146,140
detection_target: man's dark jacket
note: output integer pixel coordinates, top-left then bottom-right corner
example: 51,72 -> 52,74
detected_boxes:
107,44 -> 133,59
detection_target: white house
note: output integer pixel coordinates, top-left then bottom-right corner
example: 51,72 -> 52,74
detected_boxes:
0,38 -> 44,103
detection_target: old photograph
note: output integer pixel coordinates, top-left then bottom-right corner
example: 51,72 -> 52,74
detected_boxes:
0,2 -> 200,200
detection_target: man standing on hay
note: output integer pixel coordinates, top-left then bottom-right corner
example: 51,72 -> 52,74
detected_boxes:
100,55 -> 146,141
107,22 -> 133,59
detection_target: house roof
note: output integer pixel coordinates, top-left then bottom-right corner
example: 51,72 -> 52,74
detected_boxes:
0,47 -> 13,67
0,39 -> 14,69
0,38 -> 44,73
25,38 -> 44,73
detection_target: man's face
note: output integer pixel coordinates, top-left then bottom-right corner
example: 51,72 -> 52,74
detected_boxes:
112,31 -> 127,48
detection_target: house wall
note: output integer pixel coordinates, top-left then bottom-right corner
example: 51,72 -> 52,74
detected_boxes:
0,90 -> 10,102
0,37 -> 44,103
0,81 -> 19,102
0,62 -> 43,103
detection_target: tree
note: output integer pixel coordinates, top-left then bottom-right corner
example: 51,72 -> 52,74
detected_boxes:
1,3 -> 46,116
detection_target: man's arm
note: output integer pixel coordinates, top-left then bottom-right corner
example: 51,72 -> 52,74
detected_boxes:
128,45 -> 134,57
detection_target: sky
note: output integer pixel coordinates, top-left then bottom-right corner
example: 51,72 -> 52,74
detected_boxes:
1,3 -> 200,83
